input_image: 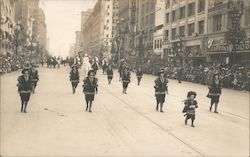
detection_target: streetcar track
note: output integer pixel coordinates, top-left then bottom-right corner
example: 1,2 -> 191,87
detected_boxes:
126,71 -> 249,121
99,84 -> 207,157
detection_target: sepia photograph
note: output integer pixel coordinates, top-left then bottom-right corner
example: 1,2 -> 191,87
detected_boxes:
0,0 -> 249,156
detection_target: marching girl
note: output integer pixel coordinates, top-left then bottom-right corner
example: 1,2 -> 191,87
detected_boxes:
83,70 -> 98,112
136,66 -> 143,86
17,68 -> 33,113
106,64 -> 113,84
208,73 -> 222,113
154,69 -> 168,112
121,67 -> 131,94
30,65 -> 39,93
182,91 -> 198,127
70,65 -> 80,94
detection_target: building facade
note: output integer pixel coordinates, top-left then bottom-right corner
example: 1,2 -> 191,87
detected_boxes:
162,0 -> 250,65
0,0 -> 17,55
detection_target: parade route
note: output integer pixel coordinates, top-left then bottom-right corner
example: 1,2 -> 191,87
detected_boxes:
1,67 -> 249,157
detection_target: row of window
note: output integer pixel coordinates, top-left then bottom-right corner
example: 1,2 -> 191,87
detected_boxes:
165,20 -> 204,40
154,39 -> 163,49
166,0 -> 205,23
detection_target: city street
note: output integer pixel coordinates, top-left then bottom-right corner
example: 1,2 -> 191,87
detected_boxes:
0,67 -> 249,157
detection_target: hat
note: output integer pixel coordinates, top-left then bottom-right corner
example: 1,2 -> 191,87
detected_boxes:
22,68 -> 29,74
158,69 -> 165,75
87,70 -> 95,76
187,91 -> 196,98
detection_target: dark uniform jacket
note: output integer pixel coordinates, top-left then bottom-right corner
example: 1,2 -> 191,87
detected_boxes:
83,77 -> 98,95
209,80 -> 222,96
70,70 -> 79,82
154,77 -> 168,95
183,99 -> 198,115
107,68 -> 113,77
136,70 -> 143,78
17,75 -> 33,93
30,70 -> 39,82
122,71 -> 131,83
92,62 -> 98,71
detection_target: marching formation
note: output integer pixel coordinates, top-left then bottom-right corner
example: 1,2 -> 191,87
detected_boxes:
16,55 -> 223,128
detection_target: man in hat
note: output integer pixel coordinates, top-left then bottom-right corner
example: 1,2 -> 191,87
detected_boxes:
154,69 -> 168,112
182,91 -> 198,127
70,65 -> 80,94
83,70 -> 98,112
29,65 -> 39,93
121,67 -> 131,94
17,68 -> 33,113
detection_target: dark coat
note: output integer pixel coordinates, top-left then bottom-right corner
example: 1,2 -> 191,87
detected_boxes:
154,77 -> 168,95
183,99 -> 198,115
70,70 -> 79,82
17,75 -> 33,93
83,77 -> 98,95
209,80 -> 222,95
136,70 -> 143,78
122,71 -> 131,83
30,70 -> 39,82
107,68 -> 113,76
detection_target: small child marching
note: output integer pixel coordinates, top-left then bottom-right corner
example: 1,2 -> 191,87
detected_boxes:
106,64 -> 113,84
136,67 -> 143,86
121,67 -> 131,94
182,91 -> 198,127
70,65 -> 80,94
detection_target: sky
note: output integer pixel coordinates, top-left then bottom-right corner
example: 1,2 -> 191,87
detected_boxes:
39,0 -> 97,57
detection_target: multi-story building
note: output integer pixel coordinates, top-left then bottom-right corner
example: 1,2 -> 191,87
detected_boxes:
75,31 -> 82,54
81,0 -> 113,59
34,7 -> 47,56
81,9 -> 93,32
153,0 -> 165,58
162,0 -> 208,65
162,0 -> 250,65
206,0 -> 250,64
135,0 -> 156,58
117,0 -> 137,59
0,0 -> 17,55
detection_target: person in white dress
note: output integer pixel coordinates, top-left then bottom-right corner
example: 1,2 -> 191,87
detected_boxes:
82,54 -> 92,78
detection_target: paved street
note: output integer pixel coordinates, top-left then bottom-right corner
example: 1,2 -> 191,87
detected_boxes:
1,67 -> 249,157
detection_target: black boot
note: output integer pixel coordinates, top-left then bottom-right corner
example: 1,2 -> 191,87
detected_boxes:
86,101 -> 89,111
89,101 -> 92,112
156,103 -> 159,111
191,119 -> 195,127
185,118 -> 188,125
23,102 -> 28,113
21,101 -> 24,112
214,103 -> 219,113
209,103 -> 213,112
160,103 -> 164,112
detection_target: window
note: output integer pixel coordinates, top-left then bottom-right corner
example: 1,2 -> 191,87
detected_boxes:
213,14 -> 222,32
160,39 -> 162,48
106,34 -> 109,38
155,40 -> 157,48
157,40 -> 159,48
166,13 -> 169,23
188,3 -> 195,16
198,20 -> 204,34
172,10 -> 177,22
107,5 -> 110,9
179,6 -> 186,19
198,0 -> 205,13
107,19 -> 109,23
180,25 -> 185,37
165,0 -> 170,9
165,30 -> 169,40
172,28 -> 176,39
188,23 -> 194,36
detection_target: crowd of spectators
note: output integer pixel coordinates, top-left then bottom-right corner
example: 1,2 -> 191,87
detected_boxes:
0,54 -> 42,74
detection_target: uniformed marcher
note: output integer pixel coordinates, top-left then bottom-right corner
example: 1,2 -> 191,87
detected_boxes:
182,91 -> 198,127
30,65 -> 39,93
70,65 -> 80,94
154,69 -> 168,112
17,68 -> 33,113
136,67 -> 143,86
207,73 -> 222,113
83,70 -> 98,112
121,67 -> 131,94
92,60 -> 99,76
106,64 -> 113,84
